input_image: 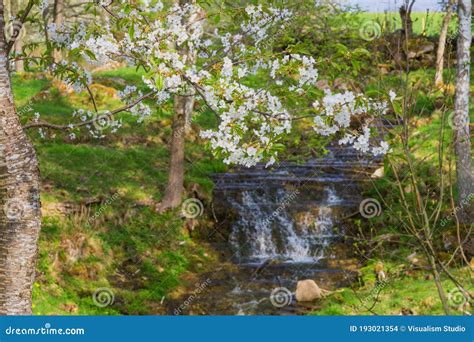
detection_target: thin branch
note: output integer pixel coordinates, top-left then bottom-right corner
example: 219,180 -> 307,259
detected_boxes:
23,92 -> 155,130
6,0 -> 35,55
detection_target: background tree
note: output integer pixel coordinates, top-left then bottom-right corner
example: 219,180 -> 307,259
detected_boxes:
453,0 -> 473,223
434,0 -> 456,87
399,0 -> 415,37
5,0 -> 25,72
52,0 -> 64,63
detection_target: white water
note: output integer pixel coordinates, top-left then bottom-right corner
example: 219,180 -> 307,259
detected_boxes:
229,188 -> 341,263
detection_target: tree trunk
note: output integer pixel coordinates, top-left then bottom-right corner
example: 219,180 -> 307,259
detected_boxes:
0,2 -> 42,315
157,94 -> 194,212
435,0 -> 455,87
5,0 -> 24,72
157,0 -> 198,212
399,0 -> 415,37
13,40 -> 24,72
453,0 -> 473,223
52,0 -> 64,63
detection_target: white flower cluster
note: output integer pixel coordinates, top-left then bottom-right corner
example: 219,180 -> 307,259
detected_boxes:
39,0 -> 49,13
242,5 -> 292,47
82,34 -> 119,65
200,80 -> 291,167
71,108 -> 122,137
51,61 -> 92,93
44,1 -> 391,164
313,89 -> 391,156
118,86 -> 152,124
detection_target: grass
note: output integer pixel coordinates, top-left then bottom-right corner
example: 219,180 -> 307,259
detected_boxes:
357,12 -> 459,37
12,69 -> 224,315
315,260 -> 472,315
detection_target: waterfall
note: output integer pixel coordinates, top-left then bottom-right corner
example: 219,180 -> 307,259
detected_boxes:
228,187 -> 341,264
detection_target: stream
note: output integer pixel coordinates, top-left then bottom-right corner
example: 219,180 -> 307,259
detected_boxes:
169,146 -> 382,315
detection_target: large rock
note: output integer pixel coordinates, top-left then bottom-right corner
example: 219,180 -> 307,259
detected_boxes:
295,279 -> 322,302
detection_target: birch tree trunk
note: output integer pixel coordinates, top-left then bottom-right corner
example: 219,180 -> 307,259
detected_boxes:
0,1 -> 42,314
453,0 -> 473,223
157,0 -> 197,212
434,0 -> 455,87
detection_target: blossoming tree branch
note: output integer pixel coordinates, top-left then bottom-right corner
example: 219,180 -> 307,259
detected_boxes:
27,0 -> 392,168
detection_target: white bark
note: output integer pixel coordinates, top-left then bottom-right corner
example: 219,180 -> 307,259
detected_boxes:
454,0 -> 473,222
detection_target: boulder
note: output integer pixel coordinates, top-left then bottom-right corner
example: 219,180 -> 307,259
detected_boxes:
295,279 -> 322,302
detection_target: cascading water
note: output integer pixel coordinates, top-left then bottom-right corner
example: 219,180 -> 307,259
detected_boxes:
228,187 -> 340,264
166,147 -> 383,315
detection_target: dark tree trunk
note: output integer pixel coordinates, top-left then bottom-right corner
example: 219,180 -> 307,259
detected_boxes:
399,0 -> 415,37
0,2 -> 42,314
